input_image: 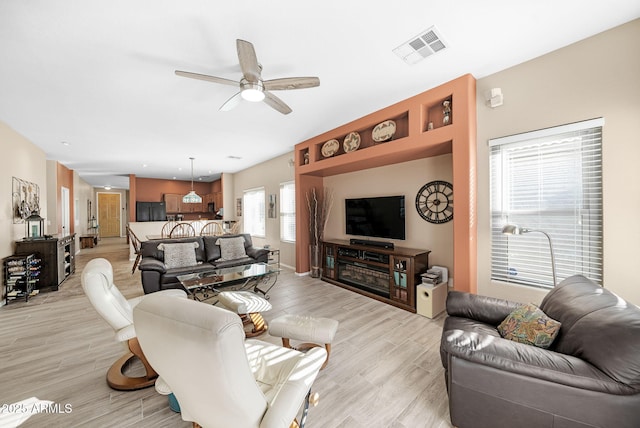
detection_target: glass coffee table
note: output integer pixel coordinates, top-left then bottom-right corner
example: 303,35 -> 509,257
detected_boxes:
177,263 -> 279,303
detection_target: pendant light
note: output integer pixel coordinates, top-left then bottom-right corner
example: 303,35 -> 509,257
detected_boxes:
182,157 -> 203,204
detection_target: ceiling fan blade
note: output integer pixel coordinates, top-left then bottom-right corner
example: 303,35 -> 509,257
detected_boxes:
263,91 -> 292,115
236,39 -> 261,82
175,70 -> 238,87
219,92 -> 243,111
263,77 -> 320,91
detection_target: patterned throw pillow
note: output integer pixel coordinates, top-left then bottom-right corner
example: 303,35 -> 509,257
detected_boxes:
497,303 -> 561,349
158,242 -> 199,269
216,236 -> 247,260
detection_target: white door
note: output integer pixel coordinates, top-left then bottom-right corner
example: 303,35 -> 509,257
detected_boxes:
61,186 -> 70,237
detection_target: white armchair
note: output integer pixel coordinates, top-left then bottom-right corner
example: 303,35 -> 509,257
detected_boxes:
133,292 -> 327,428
81,257 -> 186,390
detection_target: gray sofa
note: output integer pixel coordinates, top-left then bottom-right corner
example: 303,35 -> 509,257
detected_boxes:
440,275 -> 640,428
138,233 -> 269,294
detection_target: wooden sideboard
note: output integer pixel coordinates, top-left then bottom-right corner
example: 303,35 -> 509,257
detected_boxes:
15,234 -> 76,291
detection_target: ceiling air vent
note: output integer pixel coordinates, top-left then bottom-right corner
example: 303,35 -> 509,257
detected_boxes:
393,26 -> 448,65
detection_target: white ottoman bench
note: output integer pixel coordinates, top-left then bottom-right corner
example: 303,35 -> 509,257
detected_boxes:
218,291 -> 272,338
270,314 -> 339,369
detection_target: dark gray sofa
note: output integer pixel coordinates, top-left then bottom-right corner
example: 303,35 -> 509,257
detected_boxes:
440,275 -> 640,428
138,233 -> 269,294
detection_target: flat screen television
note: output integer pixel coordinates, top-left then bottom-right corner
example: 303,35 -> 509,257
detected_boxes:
345,196 -> 405,240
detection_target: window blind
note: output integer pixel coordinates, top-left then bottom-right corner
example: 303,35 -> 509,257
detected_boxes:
489,118 -> 603,288
243,187 -> 265,237
280,181 -> 296,242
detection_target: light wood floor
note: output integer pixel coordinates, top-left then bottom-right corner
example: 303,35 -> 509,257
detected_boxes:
0,238 -> 452,428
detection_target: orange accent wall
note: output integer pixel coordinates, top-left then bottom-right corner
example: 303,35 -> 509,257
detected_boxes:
128,174 -> 137,222
294,74 -> 477,294
127,176 -> 221,222
134,177 -> 215,202
56,162 -> 74,235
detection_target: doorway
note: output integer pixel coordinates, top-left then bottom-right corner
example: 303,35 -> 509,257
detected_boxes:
98,193 -> 121,237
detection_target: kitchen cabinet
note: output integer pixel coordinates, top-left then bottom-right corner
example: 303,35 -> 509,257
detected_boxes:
165,193 -> 204,213
164,194 -> 181,213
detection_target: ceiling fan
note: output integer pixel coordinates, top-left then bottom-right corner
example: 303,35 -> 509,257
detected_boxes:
175,39 -> 320,115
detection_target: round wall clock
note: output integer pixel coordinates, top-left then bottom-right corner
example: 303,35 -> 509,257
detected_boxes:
415,180 -> 453,224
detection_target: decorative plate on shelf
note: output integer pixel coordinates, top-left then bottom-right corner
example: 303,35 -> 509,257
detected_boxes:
321,139 -> 340,157
343,132 -> 361,153
372,120 -> 396,142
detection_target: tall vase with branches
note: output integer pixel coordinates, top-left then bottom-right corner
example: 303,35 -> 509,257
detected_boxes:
306,187 -> 334,278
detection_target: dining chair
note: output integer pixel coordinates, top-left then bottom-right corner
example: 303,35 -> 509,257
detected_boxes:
126,225 -> 143,274
169,222 -> 196,238
161,220 -> 178,238
199,221 -> 224,236
229,221 -> 240,234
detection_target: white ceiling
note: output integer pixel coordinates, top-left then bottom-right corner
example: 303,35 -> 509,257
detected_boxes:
1,1 -> 638,190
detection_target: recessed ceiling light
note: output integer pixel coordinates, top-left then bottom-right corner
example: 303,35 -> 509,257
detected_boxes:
61,141 -> 70,146
227,155 -> 242,160
104,186 -> 112,190
142,164 -> 148,168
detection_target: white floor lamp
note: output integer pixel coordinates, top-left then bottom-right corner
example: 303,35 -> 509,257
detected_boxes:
501,224 -> 558,287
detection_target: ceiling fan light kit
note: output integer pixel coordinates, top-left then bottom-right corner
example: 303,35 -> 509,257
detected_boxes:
176,39 -> 319,114
240,80 -> 265,102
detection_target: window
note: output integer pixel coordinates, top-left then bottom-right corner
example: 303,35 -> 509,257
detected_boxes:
243,187 -> 265,237
489,118 -> 603,289
280,181 -> 296,242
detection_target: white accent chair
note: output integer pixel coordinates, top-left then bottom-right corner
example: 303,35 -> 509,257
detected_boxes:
81,257 -> 186,390
133,292 -> 327,428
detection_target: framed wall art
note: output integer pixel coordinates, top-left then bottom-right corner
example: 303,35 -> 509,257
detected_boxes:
12,177 -> 40,224
268,194 -> 277,218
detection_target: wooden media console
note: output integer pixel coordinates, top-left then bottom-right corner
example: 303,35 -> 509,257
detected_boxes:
321,239 -> 430,312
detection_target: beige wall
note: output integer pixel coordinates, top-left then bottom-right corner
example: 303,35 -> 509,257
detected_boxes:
477,19 -> 640,305
234,152 -> 455,275
0,121 -> 48,250
1,121 -> 102,266
231,153 -> 296,268
221,172 -> 235,221
45,160 -> 58,234
74,172 -> 93,237
74,171 -> 98,238
0,120 -> 48,304
323,154 -> 454,275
